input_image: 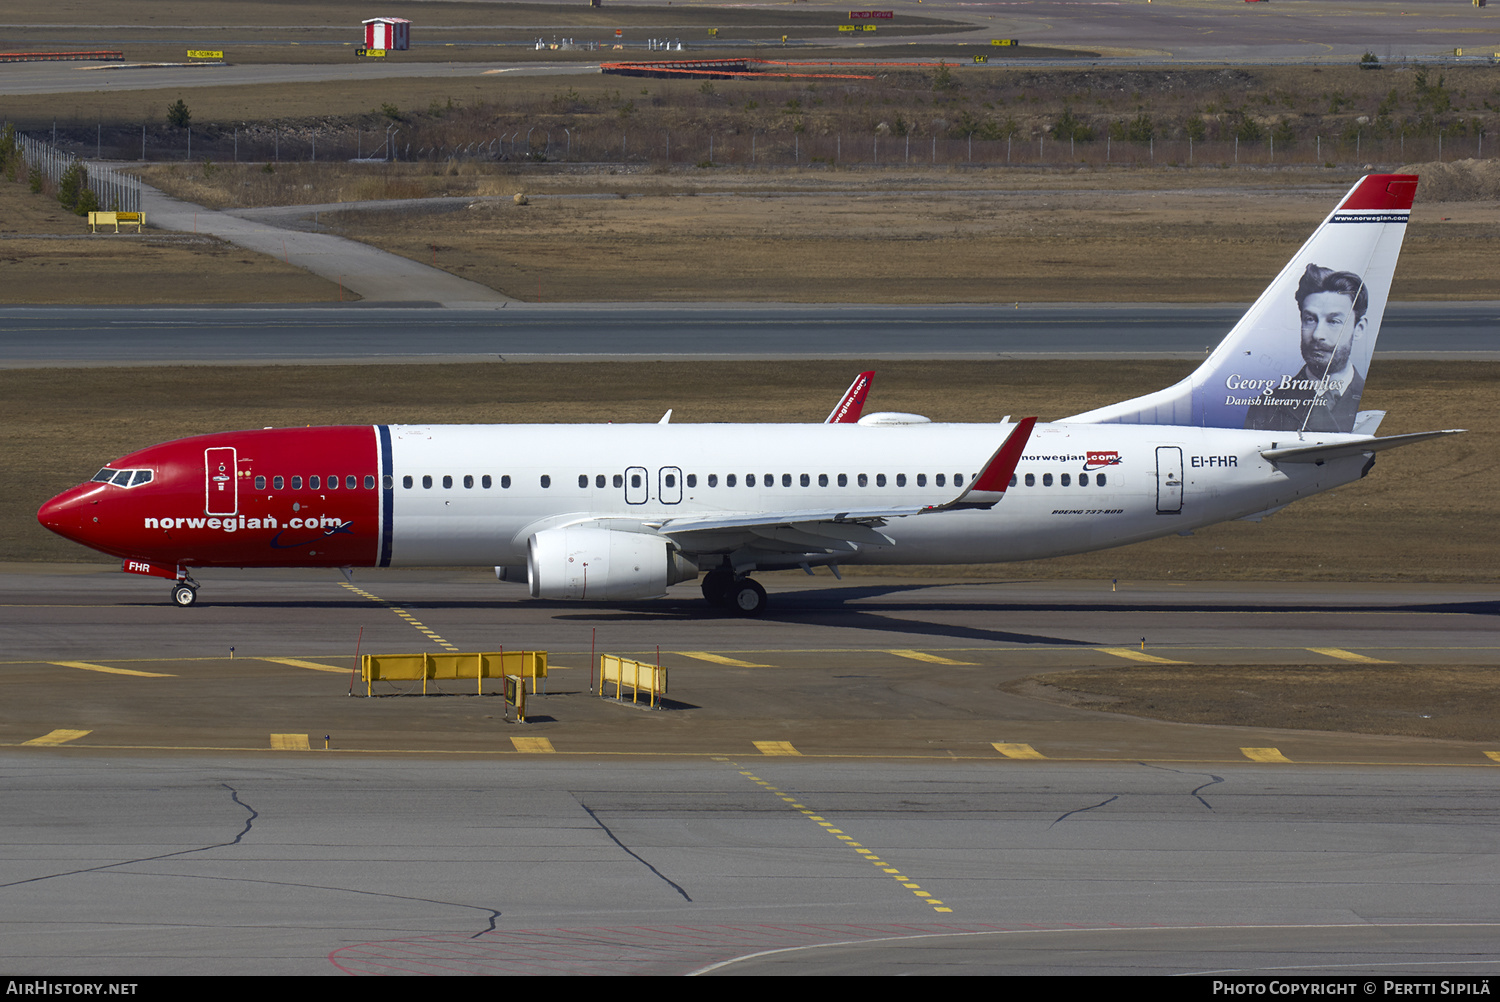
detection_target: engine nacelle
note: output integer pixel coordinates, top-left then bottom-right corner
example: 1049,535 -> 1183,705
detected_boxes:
527,526 -> 697,601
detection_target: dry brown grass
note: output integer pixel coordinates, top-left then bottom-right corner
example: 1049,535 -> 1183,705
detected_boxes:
7,360 -> 1493,585
270,167 -> 1500,303
129,155 -> 1500,304
1014,665 -> 1500,743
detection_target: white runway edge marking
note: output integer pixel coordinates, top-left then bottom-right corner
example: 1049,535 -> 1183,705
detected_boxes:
687,922 -> 1500,976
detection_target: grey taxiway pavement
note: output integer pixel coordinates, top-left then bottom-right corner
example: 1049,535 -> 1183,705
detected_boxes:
3,568 -> 1499,974
3,302 -> 1498,365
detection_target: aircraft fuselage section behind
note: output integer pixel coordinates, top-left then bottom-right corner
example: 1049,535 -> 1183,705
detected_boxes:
38,421 -> 1369,573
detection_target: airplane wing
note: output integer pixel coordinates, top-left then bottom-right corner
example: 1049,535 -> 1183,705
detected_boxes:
1261,429 -> 1464,464
825,371 -> 875,423
649,418 -> 1036,553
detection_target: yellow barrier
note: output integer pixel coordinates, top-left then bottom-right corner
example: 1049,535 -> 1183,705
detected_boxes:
87,211 -> 144,233
599,654 -> 667,708
361,650 -> 547,696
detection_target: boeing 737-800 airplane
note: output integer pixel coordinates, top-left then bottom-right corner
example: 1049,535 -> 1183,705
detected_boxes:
37,175 -> 1459,615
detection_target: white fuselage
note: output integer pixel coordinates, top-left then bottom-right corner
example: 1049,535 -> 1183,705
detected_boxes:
384,421 -> 1366,568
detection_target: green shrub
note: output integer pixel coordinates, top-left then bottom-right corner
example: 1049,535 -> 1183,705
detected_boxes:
57,162 -> 86,210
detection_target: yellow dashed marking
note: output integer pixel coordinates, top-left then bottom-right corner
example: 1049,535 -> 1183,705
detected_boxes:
341,583 -> 460,651
511,737 -> 555,753
754,740 -> 801,756
1241,747 -> 1292,763
1307,647 -> 1393,664
49,660 -> 172,677
680,651 -> 774,667
992,742 -> 1046,760
261,658 -> 346,674
22,729 -> 91,746
734,764 -> 951,913
1095,648 -> 1189,665
270,733 -> 310,750
887,649 -> 977,666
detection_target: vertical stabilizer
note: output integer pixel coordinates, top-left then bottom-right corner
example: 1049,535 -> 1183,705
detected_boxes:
1065,174 -> 1416,432
826,371 -> 875,423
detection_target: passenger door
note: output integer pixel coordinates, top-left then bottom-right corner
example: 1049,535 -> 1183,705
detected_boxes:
659,466 -> 683,505
624,466 -> 649,505
1156,446 -> 1183,514
205,447 -> 237,516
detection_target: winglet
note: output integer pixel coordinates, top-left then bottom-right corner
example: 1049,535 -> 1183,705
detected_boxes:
925,417 -> 1036,512
972,416 -> 1036,492
826,371 -> 875,424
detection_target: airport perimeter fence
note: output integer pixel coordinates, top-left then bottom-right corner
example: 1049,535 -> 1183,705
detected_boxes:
12,119 -> 1489,172
8,129 -> 141,213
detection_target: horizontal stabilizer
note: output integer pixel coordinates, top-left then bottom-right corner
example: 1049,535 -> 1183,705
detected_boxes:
1261,429 -> 1464,464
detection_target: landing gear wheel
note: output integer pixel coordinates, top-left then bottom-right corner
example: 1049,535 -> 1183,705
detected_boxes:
701,569 -> 733,607
726,578 -> 767,617
171,583 -> 198,607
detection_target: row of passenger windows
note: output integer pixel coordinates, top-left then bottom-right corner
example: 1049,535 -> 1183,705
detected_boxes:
391,471 -> 1110,490
1022,472 -> 1108,487
397,472 -> 976,490
115,469 -> 1106,494
255,475 -> 375,491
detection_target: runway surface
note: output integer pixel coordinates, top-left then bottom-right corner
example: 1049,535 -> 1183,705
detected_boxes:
2,568 -> 1499,974
2,302 -> 1497,366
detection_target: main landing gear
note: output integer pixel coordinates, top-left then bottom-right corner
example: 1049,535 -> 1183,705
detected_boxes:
701,568 -> 767,617
171,578 -> 199,607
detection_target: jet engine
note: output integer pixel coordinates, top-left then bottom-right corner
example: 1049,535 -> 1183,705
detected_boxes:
527,525 -> 697,601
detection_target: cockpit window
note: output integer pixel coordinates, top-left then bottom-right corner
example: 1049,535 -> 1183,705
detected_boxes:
93,468 -> 153,488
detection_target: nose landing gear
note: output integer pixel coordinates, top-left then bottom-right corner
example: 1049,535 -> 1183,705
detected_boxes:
171,578 -> 199,607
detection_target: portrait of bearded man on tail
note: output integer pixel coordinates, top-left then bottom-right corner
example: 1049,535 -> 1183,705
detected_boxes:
1244,263 -> 1369,434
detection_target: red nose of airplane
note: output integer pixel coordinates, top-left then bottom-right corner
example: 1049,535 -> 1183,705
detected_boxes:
37,484 -> 103,547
